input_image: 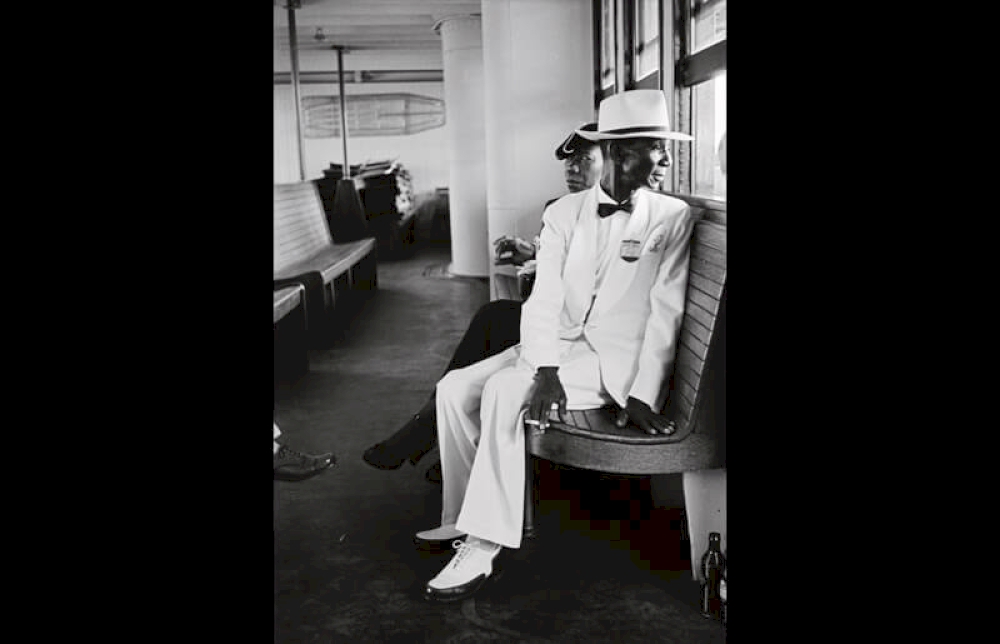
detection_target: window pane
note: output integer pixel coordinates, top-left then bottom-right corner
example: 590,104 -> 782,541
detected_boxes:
691,0 -> 727,55
634,0 -> 660,82
601,0 -> 617,92
692,71 -> 726,200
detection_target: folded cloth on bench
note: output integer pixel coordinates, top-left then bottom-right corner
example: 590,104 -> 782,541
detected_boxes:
274,272 -> 325,328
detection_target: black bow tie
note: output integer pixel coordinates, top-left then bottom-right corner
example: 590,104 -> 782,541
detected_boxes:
597,200 -> 633,218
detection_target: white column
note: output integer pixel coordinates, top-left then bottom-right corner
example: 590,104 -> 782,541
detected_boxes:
481,0 -> 595,296
436,15 -> 489,278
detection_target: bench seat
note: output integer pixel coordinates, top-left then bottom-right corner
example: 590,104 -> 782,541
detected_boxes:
273,285 -> 304,325
531,405 -> 720,475
273,238 -> 376,284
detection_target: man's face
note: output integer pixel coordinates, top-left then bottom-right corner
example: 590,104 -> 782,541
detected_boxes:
614,138 -> 672,191
564,145 -> 603,193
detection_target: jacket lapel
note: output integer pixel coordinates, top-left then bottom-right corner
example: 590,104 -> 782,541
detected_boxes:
592,189 -> 651,317
562,187 -> 598,322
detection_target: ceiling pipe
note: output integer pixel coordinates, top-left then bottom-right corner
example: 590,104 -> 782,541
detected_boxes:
272,70 -> 444,84
284,0 -> 307,180
332,46 -> 350,179
325,44 -> 369,245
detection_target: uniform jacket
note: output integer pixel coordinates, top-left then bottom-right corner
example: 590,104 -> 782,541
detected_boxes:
519,184 -> 694,413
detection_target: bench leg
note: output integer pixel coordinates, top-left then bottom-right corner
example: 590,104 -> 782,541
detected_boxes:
355,249 -> 378,291
274,305 -> 309,382
523,451 -> 536,540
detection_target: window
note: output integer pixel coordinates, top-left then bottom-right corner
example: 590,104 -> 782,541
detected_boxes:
692,71 -> 726,200
594,0 -> 664,104
633,0 -> 662,89
677,0 -> 726,200
690,0 -> 726,54
595,0 -> 619,102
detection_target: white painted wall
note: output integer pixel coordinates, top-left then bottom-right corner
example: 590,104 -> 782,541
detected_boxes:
273,82 -> 449,195
481,0 -> 595,283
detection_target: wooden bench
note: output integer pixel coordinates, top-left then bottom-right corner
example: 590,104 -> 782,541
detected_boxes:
273,285 -> 304,325
274,181 -> 378,338
274,284 -> 309,379
523,214 -> 727,537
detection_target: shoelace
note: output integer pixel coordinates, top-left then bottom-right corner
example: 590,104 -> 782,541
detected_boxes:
278,445 -> 305,459
444,540 -> 474,571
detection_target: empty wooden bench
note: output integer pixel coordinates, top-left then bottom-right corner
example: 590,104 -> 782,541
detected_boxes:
523,216 -> 727,536
274,181 -> 378,337
274,284 -> 309,379
273,285 -> 304,325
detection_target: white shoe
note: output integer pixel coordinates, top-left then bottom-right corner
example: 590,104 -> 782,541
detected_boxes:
415,524 -> 466,542
424,538 -> 502,601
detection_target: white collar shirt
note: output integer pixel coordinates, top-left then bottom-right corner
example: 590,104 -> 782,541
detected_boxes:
594,186 -> 631,294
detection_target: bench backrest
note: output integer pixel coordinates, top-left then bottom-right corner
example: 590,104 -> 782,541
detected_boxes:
662,218 -> 726,428
274,181 -> 333,274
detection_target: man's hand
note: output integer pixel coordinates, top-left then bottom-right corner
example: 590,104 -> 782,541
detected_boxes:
494,236 -> 536,266
614,396 -> 676,435
525,366 -> 567,431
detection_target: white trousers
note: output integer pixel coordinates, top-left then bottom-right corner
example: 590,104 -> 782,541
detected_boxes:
273,423 -> 281,455
437,341 -> 611,549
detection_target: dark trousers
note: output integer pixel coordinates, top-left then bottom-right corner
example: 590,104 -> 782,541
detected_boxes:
441,299 -> 524,375
383,299 -> 524,454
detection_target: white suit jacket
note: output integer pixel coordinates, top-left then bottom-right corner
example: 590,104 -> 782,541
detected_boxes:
519,184 -> 694,413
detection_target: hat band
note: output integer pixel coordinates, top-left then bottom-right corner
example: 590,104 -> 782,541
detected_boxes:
602,125 -> 671,135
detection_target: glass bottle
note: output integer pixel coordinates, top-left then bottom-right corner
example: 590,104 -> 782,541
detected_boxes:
719,550 -> 727,627
700,532 -> 725,619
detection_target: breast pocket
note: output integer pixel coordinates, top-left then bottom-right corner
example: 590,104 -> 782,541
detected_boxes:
641,225 -> 668,256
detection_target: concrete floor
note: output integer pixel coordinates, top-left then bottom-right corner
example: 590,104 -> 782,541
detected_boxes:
273,242 -> 725,643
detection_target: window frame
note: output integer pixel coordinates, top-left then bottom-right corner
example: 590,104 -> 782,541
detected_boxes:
674,0 -> 726,198
593,0 -> 620,106
593,0 -> 665,108
631,0 -> 663,90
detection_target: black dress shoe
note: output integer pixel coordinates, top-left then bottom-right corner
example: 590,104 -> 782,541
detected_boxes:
361,442 -> 408,470
274,445 -> 335,481
362,413 -> 436,470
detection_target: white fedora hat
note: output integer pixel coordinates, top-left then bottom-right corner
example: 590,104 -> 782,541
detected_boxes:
577,89 -> 693,141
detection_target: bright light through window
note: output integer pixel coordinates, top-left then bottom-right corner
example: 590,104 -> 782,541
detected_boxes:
693,71 -> 726,200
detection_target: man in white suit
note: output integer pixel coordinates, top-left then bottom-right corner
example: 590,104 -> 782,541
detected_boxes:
421,90 -> 696,602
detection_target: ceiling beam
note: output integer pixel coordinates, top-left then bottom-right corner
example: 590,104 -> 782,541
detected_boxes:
273,70 -> 444,85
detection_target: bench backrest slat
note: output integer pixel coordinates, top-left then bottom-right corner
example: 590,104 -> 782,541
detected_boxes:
663,219 -> 727,427
274,182 -> 333,273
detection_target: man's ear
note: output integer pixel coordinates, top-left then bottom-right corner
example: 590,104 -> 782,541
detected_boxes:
605,141 -> 621,163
